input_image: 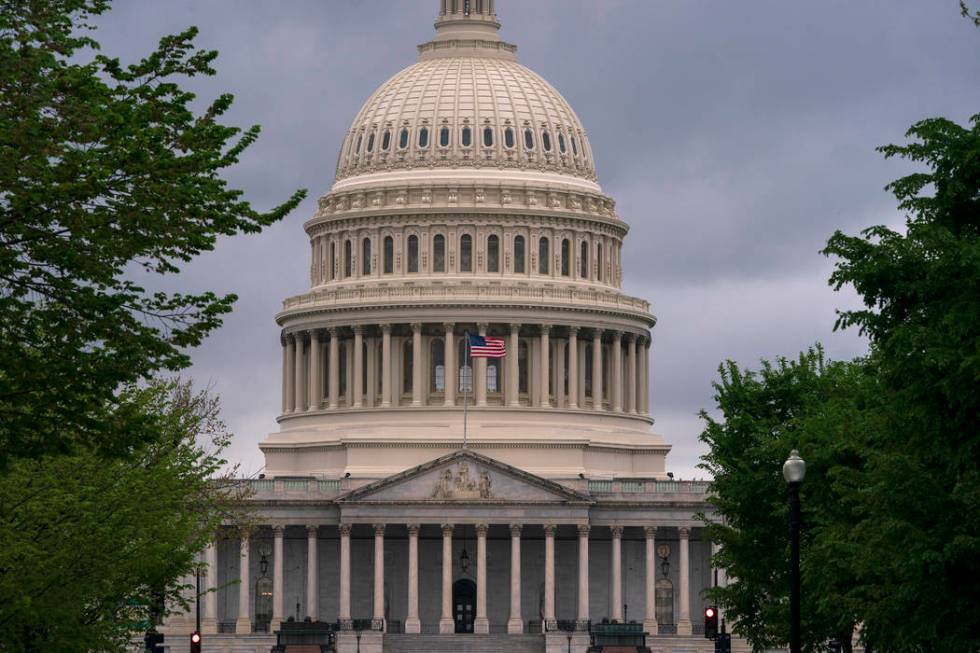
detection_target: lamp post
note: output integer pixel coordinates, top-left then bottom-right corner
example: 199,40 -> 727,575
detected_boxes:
783,449 -> 806,653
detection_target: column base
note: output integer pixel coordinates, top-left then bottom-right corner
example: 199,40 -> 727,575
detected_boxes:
677,619 -> 693,636
507,617 -> 524,634
201,617 -> 218,635
642,619 -> 658,636
546,631 -> 591,653
404,618 -> 421,634
235,617 -> 252,634
439,618 -> 455,634
270,618 -> 282,632
474,617 -> 489,634
336,630 -> 383,653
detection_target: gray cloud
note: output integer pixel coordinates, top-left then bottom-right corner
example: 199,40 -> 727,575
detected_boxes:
91,1 -> 980,478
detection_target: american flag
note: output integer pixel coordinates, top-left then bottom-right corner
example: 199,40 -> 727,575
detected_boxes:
467,334 -> 506,358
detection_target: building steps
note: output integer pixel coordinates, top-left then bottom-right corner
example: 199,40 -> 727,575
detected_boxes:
383,633 -> 544,653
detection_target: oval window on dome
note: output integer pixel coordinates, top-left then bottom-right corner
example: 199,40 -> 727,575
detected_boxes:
461,126 -> 472,147
504,127 -> 515,148
381,130 -> 391,151
440,126 -> 450,147
524,128 -> 534,150
399,128 -> 409,149
483,126 -> 493,147
418,127 -> 429,148
571,135 -> 579,156
558,132 -> 567,154
366,132 -> 375,153
542,130 -> 552,152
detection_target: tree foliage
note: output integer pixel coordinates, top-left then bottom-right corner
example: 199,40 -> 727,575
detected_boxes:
0,378 -> 249,653
0,0 -> 306,466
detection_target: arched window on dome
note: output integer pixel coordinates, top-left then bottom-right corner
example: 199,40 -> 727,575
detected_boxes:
580,241 -> 589,279
362,237 -> 372,275
542,130 -> 552,152
381,129 -> 391,151
355,134 -> 362,154
399,128 -> 409,149
571,134 -> 579,156
383,236 -> 394,274
460,234 -> 473,272
558,132 -> 567,154
461,126 -> 472,147
513,235 -> 526,273
561,238 -> 570,276
596,242 -> 603,282
430,338 -> 445,393
524,128 -> 534,150
407,235 -> 419,273
366,132 -> 375,153
418,127 -> 429,148
538,237 -> 549,274
344,240 -> 352,278
433,234 -> 446,272
402,340 -> 413,396
483,126 -> 493,147
504,127 -> 515,148
487,235 -> 499,273
439,126 -> 450,147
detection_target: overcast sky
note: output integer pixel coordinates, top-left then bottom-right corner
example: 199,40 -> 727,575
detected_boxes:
93,1 -> 979,479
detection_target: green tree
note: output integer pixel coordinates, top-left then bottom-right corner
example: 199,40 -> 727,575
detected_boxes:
699,348 -> 875,653
821,113 -> 980,652
0,0 -> 305,466
0,378 -> 249,652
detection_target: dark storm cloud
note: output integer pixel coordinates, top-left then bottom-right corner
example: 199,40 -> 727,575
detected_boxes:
90,1 -> 980,478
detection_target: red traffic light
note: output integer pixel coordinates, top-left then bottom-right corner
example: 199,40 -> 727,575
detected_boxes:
190,631 -> 202,653
704,606 -> 719,639
705,607 -> 716,618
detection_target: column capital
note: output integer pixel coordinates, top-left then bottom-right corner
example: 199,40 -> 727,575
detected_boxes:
373,523 -> 386,536
339,523 -> 352,536
411,322 -> 422,333
381,323 -> 392,334
443,322 -> 455,332
510,523 -> 523,536
272,524 -> 285,536
626,331 -> 638,342
568,325 -> 580,336
509,323 -> 522,332
679,526 -> 691,539
577,524 -> 591,536
407,524 -> 421,535
540,324 -> 551,334
280,332 -> 289,346
441,523 -> 454,536
610,329 -> 623,339
476,322 -> 488,332
644,525 -> 658,537
352,324 -> 365,335
592,328 -> 604,340
307,524 -> 319,536
328,326 -> 340,337
543,524 -> 557,536
610,525 -> 624,538
475,523 -> 489,536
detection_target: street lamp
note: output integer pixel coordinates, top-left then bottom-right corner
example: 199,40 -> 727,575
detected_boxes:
782,449 -> 806,653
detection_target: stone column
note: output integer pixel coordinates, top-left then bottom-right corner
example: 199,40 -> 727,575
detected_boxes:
294,333 -> 307,413
381,324 -> 392,407
444,324 -> 456,406
306,526 -> 319,621
508,324 -> 521,406
271,525 -> 284,630
543,525 -> 556,626
203,540 -> 218,634
611,331 -> 623,413
610,526 -> 623,622
538,325 -> 550,407
567,327 -> 579,408
678,527 -> 692,635
440,524 -> 454,634
507,524 -> 523,633
626,334 -> 637,414
282,336 -> 291,414
353,326 -> 364,408
236,535 -> 251,634
406,525 -> 421,633
592,331 -> 603,411
411,323 -> 423,406
373,524 -> 385,629
309,330 -> 322,410
475,323 -> 488,406
577,525 -> 590,625
329,328 -> 340,409
475,523 -> 489,633
644,526 -> 658,634
339,524 -> 352,625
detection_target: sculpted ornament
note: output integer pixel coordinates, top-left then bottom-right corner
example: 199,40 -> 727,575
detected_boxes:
432,462 -> 493,500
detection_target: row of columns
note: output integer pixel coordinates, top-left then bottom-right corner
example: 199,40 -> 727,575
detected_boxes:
281,323 -> 651,415
208,524 -> 696,636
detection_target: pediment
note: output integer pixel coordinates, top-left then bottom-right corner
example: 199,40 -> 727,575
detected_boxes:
339,450 -> 591,504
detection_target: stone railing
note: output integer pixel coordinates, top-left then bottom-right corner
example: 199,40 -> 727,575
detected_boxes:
244,477 -> 350,500
587,479 -> 710,497
281,283 -> 650,314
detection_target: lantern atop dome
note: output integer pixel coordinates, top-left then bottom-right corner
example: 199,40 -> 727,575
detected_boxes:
419,0 -> 517,62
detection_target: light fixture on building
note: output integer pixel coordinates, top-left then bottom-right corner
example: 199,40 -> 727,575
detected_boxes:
459,525 -> 471,573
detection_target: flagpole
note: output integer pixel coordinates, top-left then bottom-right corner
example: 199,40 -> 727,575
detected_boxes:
462,330 -> 469,449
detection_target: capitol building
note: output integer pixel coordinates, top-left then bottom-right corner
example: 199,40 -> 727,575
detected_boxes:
165,2 -> 730,652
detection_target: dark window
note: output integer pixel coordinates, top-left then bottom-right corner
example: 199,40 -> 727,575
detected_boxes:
504,127 -> 515,148
542,130 -> 552,152
514,235 -> 525,273
518,340 -> 528,394
461,126 -> 472,147
328,242 -> 335,281
402,341 -> 413,395
399,128 -> 409,149
561,238 -> 570,276
418,127 -> 429,148
339,342 -> 348,395
487,235 -> 499,272
580,241 -> 589,278
440,126 -> 450,147
571,135 -> 578,156
483,126 -> 493,147
355,134 -> 362,153
344,240 -> 352,278
407,235 -> 419,273
597,243 -> 603,281
458,339 -> 472,393
362,238 -> 372,275
366,133 -> 375,153
538,237 -> 549,274
524,128 -> 534,150
460,234 -> 473,272
382,130 -> 391,150
383,236 -> 394,274
430,339 -> 445,392
558,132 -> 567,154
433,234 -> 446,272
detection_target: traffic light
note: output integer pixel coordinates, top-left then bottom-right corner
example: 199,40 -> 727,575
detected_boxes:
143,631 -> 164,653
189,630 -> 202,653
704,606 -> 719,639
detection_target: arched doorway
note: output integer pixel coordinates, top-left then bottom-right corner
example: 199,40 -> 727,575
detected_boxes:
453,578 -> 476,633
